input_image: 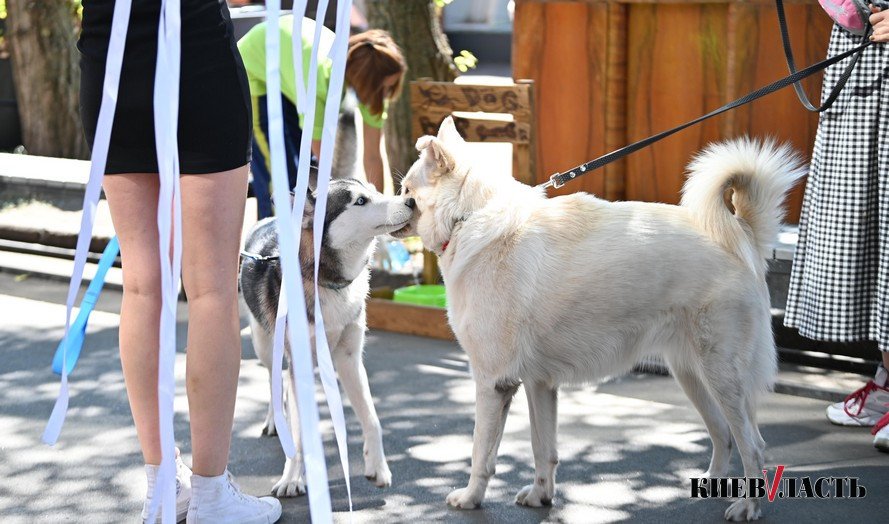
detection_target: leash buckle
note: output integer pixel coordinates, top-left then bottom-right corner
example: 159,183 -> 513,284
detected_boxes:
544,172 -> 565,190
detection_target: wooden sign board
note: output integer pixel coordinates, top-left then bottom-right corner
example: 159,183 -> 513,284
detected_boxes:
410,79 -> 537,186
413,114 -> 531,145
411,81 -> 532,118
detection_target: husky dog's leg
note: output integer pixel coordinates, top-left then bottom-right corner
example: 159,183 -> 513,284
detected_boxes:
667,358 -> 732,478
249,316 -> 277,436
699,344 -> 766,521
447,378 -> 519,509
271,346 -> 307,497
515,381 -> 558,507
332,321 -> 392,487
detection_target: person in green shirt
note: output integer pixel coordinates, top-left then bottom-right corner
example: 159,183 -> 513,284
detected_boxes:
238,16 -> 406,218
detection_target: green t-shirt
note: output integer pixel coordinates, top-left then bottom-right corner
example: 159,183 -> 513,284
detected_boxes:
237,16 -> 385,140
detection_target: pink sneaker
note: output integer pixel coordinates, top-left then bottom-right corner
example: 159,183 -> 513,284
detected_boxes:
826,365 -> 889,427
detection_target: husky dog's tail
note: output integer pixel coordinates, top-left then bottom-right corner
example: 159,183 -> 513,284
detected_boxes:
680,138 -> 806,277
331,90 -> 359,179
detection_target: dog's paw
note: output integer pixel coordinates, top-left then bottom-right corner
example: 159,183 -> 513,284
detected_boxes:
724,499 -> 761,521
515,484 -> 553,507
261,420 -> 277,437
364,458 -> 392,488
262,406 -> 278,437
271,475 -> 306,498
271,462 -> 306,498
446,487 -> 482,510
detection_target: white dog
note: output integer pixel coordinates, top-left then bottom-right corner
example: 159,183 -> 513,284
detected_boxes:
400,117 -> 805,521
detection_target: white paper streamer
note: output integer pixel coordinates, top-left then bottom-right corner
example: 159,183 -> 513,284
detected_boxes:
264,1 -> 334,520
144,0 -> 182,522
312,0 -> 355,512
291,0 -> 309,115
270,290 -> 296,458
275,0 -> 355,513
266,5 -> 313,463
42,0 -> 132,446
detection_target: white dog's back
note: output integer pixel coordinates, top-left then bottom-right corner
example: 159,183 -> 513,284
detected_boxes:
442,139 -> 805,386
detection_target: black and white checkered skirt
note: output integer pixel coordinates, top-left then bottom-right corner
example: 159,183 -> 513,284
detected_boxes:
785,26 -> 889,352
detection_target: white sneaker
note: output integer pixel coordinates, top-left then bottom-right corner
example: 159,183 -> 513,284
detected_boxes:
142,452 -> 193,523
873,412 -> 889,452
186,470 -> 282,524
826,365 -> 889,426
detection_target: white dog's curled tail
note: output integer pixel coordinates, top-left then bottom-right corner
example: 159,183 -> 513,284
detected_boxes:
681,138 -> 806,276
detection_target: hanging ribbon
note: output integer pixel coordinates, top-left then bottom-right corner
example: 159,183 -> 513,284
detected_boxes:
266,0 -> 314,458
311,0 -> 355,512
43,0 -> 132,446
291,0 -> 309,115
144,0 -> 183,522
265,1 -> 336,520
269,0 -> 356,514
51,236 -> 120,376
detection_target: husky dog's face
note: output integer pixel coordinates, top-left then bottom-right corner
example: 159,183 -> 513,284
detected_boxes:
318,179 -> 415,249
395,117 -> 468,249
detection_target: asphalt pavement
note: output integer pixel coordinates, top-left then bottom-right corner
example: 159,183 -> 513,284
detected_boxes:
1,271 -> 886,523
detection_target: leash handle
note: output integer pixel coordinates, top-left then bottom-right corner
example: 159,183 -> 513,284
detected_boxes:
776,0 -> 869,113
540,32 -> 872,190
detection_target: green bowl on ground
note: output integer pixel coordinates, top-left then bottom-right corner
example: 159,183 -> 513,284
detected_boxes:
393,284 -> 447,308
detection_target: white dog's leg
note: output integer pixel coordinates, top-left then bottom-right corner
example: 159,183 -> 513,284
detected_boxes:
515,381 -> 558,507
701,353 -> 765,521
447,379 -> 519,509
271,363 -> 307,497
668,361 -> 732,478
332,322 -> 392,488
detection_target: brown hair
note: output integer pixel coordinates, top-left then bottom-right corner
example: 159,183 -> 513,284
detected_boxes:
345,30 -> 407,117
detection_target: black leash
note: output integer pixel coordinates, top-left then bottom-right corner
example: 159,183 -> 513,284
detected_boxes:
539,12 -> 873,191
776,0 -> 870,112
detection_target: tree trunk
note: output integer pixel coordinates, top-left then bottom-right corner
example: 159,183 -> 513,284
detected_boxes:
6,0 -> 88,159
365,0 -> 457,190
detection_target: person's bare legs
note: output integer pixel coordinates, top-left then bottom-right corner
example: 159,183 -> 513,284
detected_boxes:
102,173 -> 164,465
179,165 -> 249,477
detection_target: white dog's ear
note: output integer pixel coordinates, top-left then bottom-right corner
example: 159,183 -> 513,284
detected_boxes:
437,116 -> 464,145
416,135 -> 455,174
416,135 -> 434,151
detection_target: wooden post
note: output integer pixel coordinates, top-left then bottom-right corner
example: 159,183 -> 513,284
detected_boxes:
514,79 -> 537,186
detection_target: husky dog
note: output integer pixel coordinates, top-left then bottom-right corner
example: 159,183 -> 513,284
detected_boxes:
399,117 -> 805,521
240,177 -> 415,497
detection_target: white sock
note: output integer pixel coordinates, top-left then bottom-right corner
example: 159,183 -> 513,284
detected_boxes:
876,364 -> 888,387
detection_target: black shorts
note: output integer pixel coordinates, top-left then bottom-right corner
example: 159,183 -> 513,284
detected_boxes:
78,0 -> 252,174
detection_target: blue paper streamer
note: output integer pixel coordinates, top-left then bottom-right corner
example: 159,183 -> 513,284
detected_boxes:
51,236 -> 120,376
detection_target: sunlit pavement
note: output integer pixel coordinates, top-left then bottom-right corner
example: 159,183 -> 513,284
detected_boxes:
1,271 -> 885,523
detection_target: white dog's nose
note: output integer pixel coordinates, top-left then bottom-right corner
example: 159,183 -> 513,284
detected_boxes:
405,198 -> 416,209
